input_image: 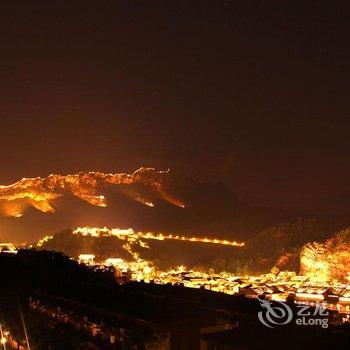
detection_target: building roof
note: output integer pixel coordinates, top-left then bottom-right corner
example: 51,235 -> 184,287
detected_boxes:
0,243 -> 17,252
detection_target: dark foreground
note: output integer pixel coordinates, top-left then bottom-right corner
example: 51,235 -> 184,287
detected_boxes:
0,250 -> 349,349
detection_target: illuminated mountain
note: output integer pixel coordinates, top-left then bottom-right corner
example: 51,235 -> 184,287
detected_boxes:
300,228 -> 350,282
34,218 -> 350,279
221,218 -> 349,276
2,167 -> 337,244
0,167 -> 185,218
34,227 -> 244,269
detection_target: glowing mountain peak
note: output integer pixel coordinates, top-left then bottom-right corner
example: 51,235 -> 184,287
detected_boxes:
0,167 -> 185,217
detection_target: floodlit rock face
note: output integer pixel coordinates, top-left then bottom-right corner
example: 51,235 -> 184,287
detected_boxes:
300,229 -> 350,282
0,167 -> 185,217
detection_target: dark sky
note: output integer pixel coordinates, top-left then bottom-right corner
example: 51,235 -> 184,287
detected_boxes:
1,1 -> 350,204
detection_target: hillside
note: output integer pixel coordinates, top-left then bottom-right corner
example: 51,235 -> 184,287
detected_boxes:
1,168 -> 301,242
300,228 -> 350,282
34,228 -> 243,270
35,229 -> 138,261
34,216 -> 350,276
198,217 -> 350,275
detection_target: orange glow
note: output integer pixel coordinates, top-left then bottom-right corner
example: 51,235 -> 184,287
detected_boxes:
300,234 -> 350,282
72,226 -> 245,247
36,235 -> 53,247
0,168 -> 185,217
138,231 -> 245,247
78,254 -> 95,265
48,226 -> 350,309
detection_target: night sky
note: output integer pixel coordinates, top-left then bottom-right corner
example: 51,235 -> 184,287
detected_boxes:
1,1 -> 350,206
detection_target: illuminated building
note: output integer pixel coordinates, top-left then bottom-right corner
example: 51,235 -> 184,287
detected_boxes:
78,254 -> 95,265
0,243 -> 18,254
